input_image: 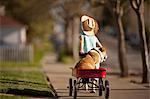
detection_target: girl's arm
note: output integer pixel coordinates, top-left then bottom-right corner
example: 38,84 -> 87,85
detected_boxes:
79,35 -> 84,54
96,37 -> 103,48
96,37 -> 106,52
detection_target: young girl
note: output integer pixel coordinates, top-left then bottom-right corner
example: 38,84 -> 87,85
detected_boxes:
77,15 -> 107,93
79,15 -> 106,69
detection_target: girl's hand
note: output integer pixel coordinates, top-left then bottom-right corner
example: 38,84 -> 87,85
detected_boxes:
79,51 -> 84,56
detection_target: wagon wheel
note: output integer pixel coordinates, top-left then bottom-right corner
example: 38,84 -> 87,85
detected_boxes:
73,80 -> 77,99
105,80 -> 110,99
69,78 -> 73,96
98,78 -> 103,96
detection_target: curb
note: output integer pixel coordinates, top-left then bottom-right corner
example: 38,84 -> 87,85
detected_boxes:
43,71 -> 58,98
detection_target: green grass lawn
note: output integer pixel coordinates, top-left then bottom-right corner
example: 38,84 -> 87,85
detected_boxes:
0,70 -> 56,98
0,47 -> 56,98
0,95 -> 26,99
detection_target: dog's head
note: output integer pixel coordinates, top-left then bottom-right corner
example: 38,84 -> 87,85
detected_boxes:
99,47 -> 107,62
89,50 -> 100,64
89,48 -> 107,63
100,50 -> 107,62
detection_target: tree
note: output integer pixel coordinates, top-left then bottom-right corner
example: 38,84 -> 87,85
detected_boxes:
90,0 -> 129,77
116,0 -> 128,77
130,0 -> 149,83
72,16 -> 80,60
50,0 -> 88,60
106,0 -> 129,77
0,0 -> 54,42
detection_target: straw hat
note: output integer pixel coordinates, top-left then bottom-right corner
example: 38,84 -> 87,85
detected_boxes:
81,15 -> 95,36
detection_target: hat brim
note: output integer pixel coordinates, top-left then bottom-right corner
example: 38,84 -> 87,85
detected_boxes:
81,15 -> 91,22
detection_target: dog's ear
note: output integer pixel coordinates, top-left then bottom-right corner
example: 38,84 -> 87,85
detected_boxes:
82,19 -> 92,31
100,47 -> 106,52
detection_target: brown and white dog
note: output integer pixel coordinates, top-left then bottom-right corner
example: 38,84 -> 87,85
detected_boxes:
74,15 -> 107,71
74,48 -> 107,71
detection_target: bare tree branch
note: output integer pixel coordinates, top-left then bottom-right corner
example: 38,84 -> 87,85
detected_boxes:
129,0 -> 138,12
135,0 -> 139,7
136,0 -> 142,7
116,0 -> 120,15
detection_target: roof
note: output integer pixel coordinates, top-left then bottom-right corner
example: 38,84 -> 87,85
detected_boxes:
0,15 -> 24,27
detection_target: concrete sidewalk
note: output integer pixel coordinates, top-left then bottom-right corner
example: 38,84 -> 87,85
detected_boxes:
42,53 -> 150,99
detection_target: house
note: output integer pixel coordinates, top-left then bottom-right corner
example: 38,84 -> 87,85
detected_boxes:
0,5 -> 26,46
0,6 -> 32,63
0,15 -> 27,46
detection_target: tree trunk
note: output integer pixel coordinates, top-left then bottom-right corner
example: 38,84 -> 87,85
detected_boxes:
117,14 -> 128,77
136,5 -> 149,83
72,16 -> 79,61
65,20 -> 73,55
116,0 -> 128,77
64,22 -> 69,53
130,0 -> 150,83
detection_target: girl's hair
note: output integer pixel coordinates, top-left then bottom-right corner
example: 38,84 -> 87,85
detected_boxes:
82,19 -> 92,31
94,20 -> 99,34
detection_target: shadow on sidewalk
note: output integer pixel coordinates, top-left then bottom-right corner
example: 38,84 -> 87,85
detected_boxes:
0,88 -> 53,98
111,88 -> 150,90
0,78 -> 47,86
0,78 -> 54,98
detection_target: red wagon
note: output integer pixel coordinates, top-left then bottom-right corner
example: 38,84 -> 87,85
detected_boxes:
69,68 -> 110,99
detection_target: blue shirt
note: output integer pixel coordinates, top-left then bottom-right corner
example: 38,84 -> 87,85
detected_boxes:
81,34 -> 99,53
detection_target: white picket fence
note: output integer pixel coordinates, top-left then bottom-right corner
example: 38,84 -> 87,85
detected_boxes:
0,45 -> 33,63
